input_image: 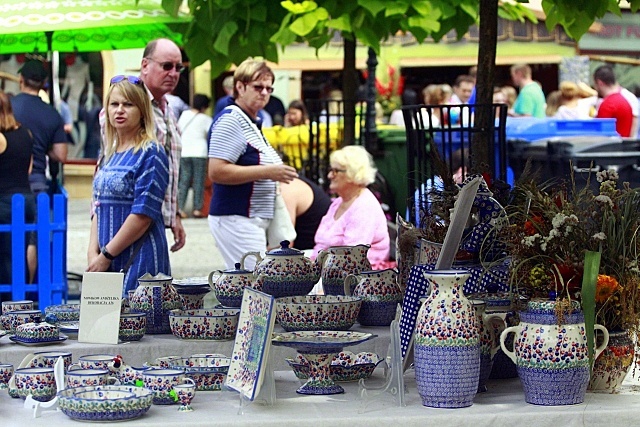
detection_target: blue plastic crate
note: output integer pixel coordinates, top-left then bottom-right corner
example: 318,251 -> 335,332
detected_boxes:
505,118 -> 618,142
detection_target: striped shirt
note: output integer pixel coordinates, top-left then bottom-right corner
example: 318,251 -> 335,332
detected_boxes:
208,105 -> 282,218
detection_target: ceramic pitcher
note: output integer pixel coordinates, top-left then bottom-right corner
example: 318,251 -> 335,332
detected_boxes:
129,273 -> 182,334
500,299 -> 609,405
470,299 -> 505,393
344,268 -> 401,326
414,269 -> 480,408
209,263 -> 254,307
317,244 -> 371,295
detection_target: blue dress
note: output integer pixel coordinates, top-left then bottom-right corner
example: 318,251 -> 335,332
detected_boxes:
93,143 -> 170,295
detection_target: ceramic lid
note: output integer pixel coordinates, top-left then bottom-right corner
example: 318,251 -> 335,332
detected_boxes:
222,263 -> 253,274
266,240 -> 303,256
16,319 -> 58,334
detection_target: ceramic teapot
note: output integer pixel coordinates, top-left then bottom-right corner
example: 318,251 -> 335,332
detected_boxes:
317,244 -> 371,295
208,263 -> 254,307
240,241 -> 319,298
344,268 -> 401,326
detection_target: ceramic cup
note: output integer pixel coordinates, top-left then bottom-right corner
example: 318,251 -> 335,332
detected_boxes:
0,363 -> 13,389
27,351 -> 73,372
174,382 -> 196,412
66,369 -> 120,388
69,354 -> 117,371
6,309 -> 42,332
142,369 -> 195,405
1,300 -> 33,315
14,367 -> 56,402
155,356 -> 180,369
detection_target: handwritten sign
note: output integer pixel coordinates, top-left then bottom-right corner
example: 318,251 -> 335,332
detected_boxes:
78,272 -> 124,344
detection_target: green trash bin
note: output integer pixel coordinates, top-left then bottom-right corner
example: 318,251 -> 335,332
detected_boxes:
374,127 -> 409,218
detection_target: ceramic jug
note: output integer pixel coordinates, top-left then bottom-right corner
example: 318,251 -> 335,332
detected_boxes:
344,268 -> 401,326
317,244 -> 371,295
241,241 -> 319,298
470,299 -> 505,393
129,273 -> 182,334
209,263 -> 254,307
414,269 -> 480,408
500,299 -> 609,405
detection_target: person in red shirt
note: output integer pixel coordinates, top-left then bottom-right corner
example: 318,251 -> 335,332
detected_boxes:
594,65 -> 633,137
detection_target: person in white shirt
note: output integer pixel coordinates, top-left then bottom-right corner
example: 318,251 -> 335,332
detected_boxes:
177,94 -> 213,218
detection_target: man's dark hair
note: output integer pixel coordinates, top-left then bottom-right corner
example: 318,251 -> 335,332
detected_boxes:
454,74 -> 475,88
193,94 -> 210,111
593,65 -> 616,86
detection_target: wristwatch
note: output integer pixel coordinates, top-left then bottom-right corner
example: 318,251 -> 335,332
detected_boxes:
101,246 -> 116,260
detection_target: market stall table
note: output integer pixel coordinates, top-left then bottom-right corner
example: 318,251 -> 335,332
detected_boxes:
2,369 -> 640,426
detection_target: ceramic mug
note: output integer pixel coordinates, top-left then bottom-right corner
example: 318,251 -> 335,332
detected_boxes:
155,356 -> 180,368
14,367 -> 56,402
142,369 -> 195,405
66,369 -> 120,388
0,363 -> 13,389
174,382 -> 196,412
6,309 -> 42,332
27,351 -> 73,372
69,354 -> 117,370
1,300 -> 33,315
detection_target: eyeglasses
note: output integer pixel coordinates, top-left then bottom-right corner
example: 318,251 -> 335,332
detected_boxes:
328,167 -> 347,175
145,57 -> 186,73
247,84 -> 274,94
110,75 -> 142,85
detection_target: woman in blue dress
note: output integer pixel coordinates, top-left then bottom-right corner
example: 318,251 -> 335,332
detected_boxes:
86,75 -> 170,295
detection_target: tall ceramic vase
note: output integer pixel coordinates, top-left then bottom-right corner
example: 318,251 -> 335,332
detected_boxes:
414,270 -> 480,408
500,299 -> 609,405
129,273 -> 182,334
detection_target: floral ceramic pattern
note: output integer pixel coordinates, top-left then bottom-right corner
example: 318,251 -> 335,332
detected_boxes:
142,369 -> 191,405
14,367 -> 56,401
286,351 -> 383,382
169,308 -> 240,340
255,257 -> 318,298
57,385 -> 153,422
130,273 -> 182,334
44,304 -> 80,323
225,288 -> 275,401
318,245 -> 372,295
14,321 -> 59,342
348,269 -> 401,326
1,300 -> 33,314
119,311 -> 146,341
213,275 -> 252,307
275,295 -> 361,332
6,309 -> 42,333
169,356 -> 230,391
589,331 -> 635,391
28,351 -> 72,371
66,369 -> 116,388
0,364 -> 13,389
175,383 -> 196,412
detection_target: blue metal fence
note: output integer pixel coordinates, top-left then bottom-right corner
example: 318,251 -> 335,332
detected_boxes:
0,190 -> 68,309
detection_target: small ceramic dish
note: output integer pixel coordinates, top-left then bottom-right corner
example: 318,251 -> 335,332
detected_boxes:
275,295 -> 362,332
169,308 -> 240,340
168,355 -> 230,391
58,385 -> 154,422
285,351 -> 384,382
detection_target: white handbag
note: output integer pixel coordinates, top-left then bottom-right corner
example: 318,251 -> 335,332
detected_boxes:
267,183 -> 297,248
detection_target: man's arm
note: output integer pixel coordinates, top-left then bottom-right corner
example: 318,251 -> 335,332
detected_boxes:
48,141 -> 68,163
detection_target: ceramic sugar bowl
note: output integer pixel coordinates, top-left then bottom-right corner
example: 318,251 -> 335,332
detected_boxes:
209,263 -> 254,307
344,268 -> 401,326
242,241 -> 319,298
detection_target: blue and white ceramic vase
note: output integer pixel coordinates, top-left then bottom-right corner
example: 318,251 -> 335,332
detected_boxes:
500,299 -> 609,405
414,269 -> 480,408
130,273 -> 182,334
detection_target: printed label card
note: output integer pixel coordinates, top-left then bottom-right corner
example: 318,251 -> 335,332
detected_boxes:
78,272 -> 124,344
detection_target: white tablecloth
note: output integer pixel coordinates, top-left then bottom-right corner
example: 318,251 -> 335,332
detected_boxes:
2,369 -> 640,427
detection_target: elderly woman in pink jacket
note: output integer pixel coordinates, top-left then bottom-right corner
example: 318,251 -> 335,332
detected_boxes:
312,145 -> 390,269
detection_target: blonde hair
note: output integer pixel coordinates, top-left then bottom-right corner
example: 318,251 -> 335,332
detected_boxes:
510,63 -> 532,79
104,78 -> 156,160
559,81 -> 579,100
233,58 -> 274,98
330,145 -> 377,186
545,90 -> 562,117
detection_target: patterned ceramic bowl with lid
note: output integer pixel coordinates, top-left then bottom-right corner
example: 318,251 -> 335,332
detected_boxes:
275,295 -> 362,332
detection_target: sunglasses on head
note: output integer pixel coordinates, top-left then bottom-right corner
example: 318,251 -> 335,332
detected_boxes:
110,75 -> 142,86
146,57 -> 185,73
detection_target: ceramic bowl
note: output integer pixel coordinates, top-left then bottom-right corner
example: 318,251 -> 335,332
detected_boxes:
286,351 -> 384,382
168,355 -> 230,391
119,311 -> 146,341
14,367 -> 56,401
58,385 -> 153,422
275,295 -> 362,332
44,304 -> 80,323
169,308 -> 240,340
172,277 -> 211,310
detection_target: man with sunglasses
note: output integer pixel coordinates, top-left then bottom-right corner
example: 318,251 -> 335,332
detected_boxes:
99,38 -> 186,252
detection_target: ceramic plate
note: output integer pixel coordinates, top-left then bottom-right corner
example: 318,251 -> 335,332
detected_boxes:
272,331 -> 376,350
9,335 -> 68,346
225,288 -> 275,401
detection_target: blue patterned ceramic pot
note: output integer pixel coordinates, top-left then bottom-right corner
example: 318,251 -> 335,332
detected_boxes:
209,263 -> 254,307
344,268 -> 402,326
244,241 -> 320,298
317,244 -> 371,296
470,300 -> 505,393
500,299 -> 609,405
130,273 -> 182,334
414,269 -> 480,408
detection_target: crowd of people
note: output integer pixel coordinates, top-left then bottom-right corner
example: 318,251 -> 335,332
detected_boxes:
5,46 -> 640,294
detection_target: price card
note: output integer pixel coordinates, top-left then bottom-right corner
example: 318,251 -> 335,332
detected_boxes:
78,272 -> 124,344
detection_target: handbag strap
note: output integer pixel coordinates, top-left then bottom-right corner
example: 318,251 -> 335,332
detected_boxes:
120,229 -> 150,274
